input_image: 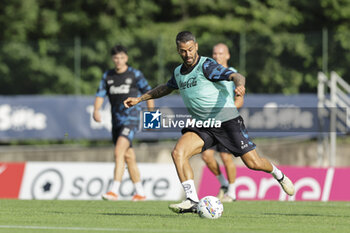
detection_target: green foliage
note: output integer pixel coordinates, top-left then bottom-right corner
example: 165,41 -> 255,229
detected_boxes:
0,0 -> 349,94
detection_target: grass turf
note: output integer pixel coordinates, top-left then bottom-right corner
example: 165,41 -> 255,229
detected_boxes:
0,200 -> 349,233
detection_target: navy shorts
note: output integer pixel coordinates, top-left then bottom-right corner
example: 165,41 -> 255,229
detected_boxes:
112,125 -> 137,147
182,116 -> 256,157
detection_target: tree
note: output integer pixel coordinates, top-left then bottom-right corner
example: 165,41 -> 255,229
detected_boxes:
0,0 -> 349,95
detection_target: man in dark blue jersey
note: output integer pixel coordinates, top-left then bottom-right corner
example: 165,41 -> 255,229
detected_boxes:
93,45 -> 154,201
124,31 -> 294,213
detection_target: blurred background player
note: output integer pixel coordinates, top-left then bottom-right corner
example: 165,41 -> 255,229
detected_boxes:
93,45 -> 154,201
201,43 -> 240,202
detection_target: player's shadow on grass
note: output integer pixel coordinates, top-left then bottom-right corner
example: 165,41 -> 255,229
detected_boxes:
101,213 -> 176,218
44,211 -> 178,218
263,213 -> 350,218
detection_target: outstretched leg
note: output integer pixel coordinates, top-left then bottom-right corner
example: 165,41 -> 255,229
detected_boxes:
240,149 -> 294,196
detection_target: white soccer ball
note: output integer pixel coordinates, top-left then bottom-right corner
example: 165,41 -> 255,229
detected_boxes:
197,196 -> 224,219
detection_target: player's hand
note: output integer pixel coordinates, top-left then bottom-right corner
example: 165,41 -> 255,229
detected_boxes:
124,97 -> 141,108
93,110 -> 101,122
235,85 -> 245,96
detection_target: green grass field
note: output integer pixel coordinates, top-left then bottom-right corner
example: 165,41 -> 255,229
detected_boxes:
0,200 -> 349,233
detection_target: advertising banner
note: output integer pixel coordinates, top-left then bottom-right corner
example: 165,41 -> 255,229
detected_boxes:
18,162 -> 183,201
0,94 -> 333,140
2,162 -> 350,201
198,166 -> 350,201
0,162 -> 26,199
0,96 -> 110,140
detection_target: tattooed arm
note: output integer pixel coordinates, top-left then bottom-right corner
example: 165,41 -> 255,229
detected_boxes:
228,73 -> 246,97
124,84 -> 175,108
228,72 -> 246,87
140,84 -> 174,101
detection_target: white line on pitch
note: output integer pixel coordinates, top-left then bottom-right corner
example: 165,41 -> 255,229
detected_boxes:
0,225 -> 192,232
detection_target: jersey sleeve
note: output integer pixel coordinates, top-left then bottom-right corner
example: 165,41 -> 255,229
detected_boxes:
134,69 -> 152,94
202,58 -> 235,81
229,67 -> 238,91
166,73 -> 179,89
229,67 -> 237,73
95,71 -> 108,97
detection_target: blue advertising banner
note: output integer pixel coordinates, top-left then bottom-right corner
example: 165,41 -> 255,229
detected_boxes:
0,96 -> 104,140
0,94 -> 334,141
139,94 -> 327,139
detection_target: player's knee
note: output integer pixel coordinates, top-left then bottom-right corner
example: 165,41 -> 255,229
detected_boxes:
171,148 -> 185,163
114,150 -> 127,161
124,153 -> 133,163
113,152 -> 119,160
201,154 -> 210,163
221,155 -> 233,164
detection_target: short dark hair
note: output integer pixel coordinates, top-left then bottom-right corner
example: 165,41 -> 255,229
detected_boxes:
110,45 -> 128,55
176,31 -> 196,45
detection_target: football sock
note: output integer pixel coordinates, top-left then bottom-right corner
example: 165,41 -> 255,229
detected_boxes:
111,180 -> 121,194
182,179 -> 199,202
270,164 -> 283,180
227,183 -> 236,199
216,174 -> 229,187
134,182 -> 145,196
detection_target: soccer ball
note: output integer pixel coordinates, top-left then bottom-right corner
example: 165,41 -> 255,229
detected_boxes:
197,196 -> 224,219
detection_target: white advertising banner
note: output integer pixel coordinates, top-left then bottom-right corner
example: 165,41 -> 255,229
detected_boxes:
19,162 -> 183,201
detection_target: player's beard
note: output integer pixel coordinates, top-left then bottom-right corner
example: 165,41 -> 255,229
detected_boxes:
183,53 -> 198,67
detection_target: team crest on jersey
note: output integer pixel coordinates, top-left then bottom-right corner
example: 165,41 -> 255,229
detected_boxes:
125,78 -> 132,84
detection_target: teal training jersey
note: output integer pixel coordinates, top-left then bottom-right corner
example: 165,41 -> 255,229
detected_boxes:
221,67 -> 237,101
167,56 -> 240,122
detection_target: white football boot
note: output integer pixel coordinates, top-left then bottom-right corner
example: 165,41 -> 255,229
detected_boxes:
168,198 -> 198,214
278,174 -> 295,196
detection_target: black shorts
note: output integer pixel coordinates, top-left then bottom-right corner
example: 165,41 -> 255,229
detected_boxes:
208,144 -> 230,153
112,125 -> 137,147
181,116 -> 256,157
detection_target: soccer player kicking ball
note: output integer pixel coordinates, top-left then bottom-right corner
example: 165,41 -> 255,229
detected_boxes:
124,31 -> 294,213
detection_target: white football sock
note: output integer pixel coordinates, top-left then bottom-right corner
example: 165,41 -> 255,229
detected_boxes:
111,180 -> 120,194
270,164 -> 283,180
216,174 -> 229,187
134,182 -> 145,196
227,183 -> 236,199
182,179 -> 199,202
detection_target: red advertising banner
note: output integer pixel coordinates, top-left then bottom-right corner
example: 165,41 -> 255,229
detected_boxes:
0,162 -> 26,199
198,166 -> 350,201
